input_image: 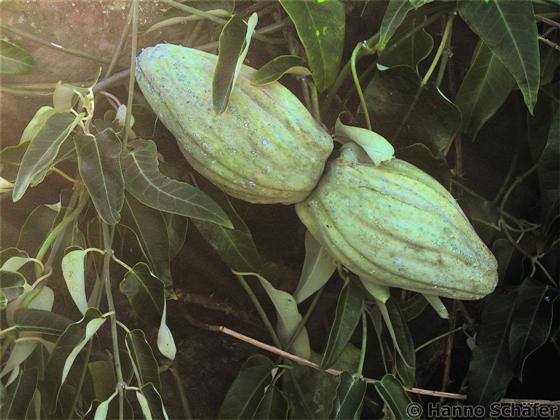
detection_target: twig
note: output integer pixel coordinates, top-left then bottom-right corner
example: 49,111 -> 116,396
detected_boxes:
122,0 -> 139,149
184,315 -> 560,405
539,35 -> 560,51
103,2 -> 133,79
536,15 -> 560,28
441,300 -> 457,396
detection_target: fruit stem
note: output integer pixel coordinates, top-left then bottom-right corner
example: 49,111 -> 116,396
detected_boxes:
421,12 -> 456,87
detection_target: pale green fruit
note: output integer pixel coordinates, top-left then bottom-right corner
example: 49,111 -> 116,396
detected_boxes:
135,44 -> 333,204
296,145 -> 498,300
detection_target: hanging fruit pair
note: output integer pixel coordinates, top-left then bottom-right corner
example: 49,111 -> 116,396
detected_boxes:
135,44 -> 498,305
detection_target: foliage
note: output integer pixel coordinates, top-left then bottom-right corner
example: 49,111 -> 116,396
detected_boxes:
1,0 -> 559,418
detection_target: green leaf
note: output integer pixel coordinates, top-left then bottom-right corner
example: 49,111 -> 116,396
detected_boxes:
122,140 -> 231,227
332,372 -> 366,419
120,262 -> 164,325
218,355 -> 274,419
0,40 -> 35,75
213,13 -> 258,114
157,299 -> 176,360
537,108 -> 559,207
125,329 -> 162,390
17,205 -> 58,257
42,308 -> 103,413
280,0 -> 345,91
335,118 -> 395,165
365,66 -> 460,155
0,143 -> 29,183
454,41 -> 516,140
193,193 -> 262,273
253,385 -> 289,420
87,360 -> 116,401
61,249 -> 92,315
492,239 -> 514,280
378,0 -> 417,51
13,109 -> 82,201
509,278 -> 559,379
374,374 -> 416,419
164,213 -> 188,259
250,272 -> 311,359
401,294 -> 429,322
13,308 -> 72,335
396,143 -> 451,189
321,281 -> 365,369
458,0 -> 540,113
136,383 -> 170,420
540,32 -> 560,86
122,195 -> 172,289
467,290 -> 517,406
287,364 -> 341,419
252,55 -> 310,86
376,297 -> 416,371
93,390 -> 118,420
294,230 -> 335,303
0,270 -> 26,306
75,130 -> 124,225
379,15 -> 433,71
1,368 -> 38,419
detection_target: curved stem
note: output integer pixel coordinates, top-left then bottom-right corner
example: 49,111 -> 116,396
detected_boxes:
0,24 -> 110,64
415,326 -> 463,352
103,3 -> 133,79
421,12 -> 455,86
36,190 -> 88,263
351,42 -> 373,130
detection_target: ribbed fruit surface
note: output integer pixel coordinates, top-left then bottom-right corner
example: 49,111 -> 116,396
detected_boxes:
135,44 -> 333,204
296,150 -> 498,300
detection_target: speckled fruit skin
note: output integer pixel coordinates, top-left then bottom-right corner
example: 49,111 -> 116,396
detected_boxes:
295,146 -> 498,300
135,44 -> 333,204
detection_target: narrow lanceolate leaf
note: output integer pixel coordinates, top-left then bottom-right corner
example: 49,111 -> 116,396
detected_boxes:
374,374 -> 417,419
13,308 -> 72,336
42,308 -> 103,413
458,0 -> 540,113
321,281 -> 365,369
378,0 -> 416,51
61,249 -> 91,315
365,66 -> 460,155
0,40 -> 35,75
245,272 -> 310,359
280,0 -> 345,91
2,367 -> 38,419
333,372 -> 367,420
509,278 -> 559,380
467,290 -> 517,406
254,386 -> 289,420
218,355 -> 274,419
294,230 -> 336,303
0,143 -> 29,183
252,55 -> 310,86
0,270 -> 26,307
455,41 -> 516,140
120,262 -> 164,324
122,140 -> 231,227
137,383 -> 170,420
93,390 -> 118,420
213,13 -> 258,114
537,109 -> 560,207
122,195 -> 172,288
75,129 -> 124,225
193,193 -> 262,273
13,109 -> 82,201
126,329 -> 162,390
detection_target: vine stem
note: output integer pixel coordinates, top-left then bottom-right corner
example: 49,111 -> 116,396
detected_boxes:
102,223 -> 125,420
104,4 -> 134,79
415,326 -> 463,353
421,12 -> 455,86
122,0 -> 139,149
351,42 -> 374,130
